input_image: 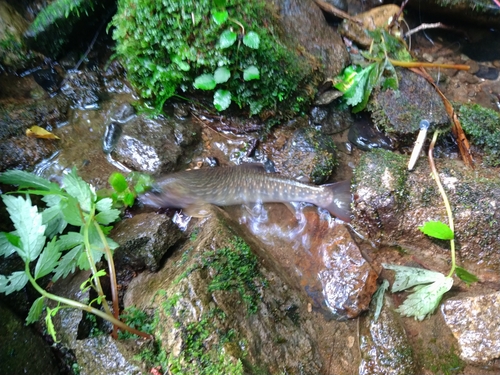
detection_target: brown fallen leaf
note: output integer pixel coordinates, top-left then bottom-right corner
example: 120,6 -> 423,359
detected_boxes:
26,125 -> 60,140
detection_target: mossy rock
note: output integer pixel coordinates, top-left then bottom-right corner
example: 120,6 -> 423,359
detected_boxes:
111,0 -> 321,118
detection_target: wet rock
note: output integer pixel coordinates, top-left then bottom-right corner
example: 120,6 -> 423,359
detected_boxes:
0,302 -> 61,375
73,335 -> 142,375
60,71 -> 101,109
441,291 -> 500,365
32,67 -> 63,95
233,204 -> 378,320
124,206 -> 324,374
0,1 -> 33,70
112,114 -> 201,174
273,0 -> 349,78
370,68 -> 448,135
269,124 -> 338,184
359,297 -> 415,375
313,89 -> 343,106
348,114 -> 394,151
310,105 -> 353,135
101,60 -> 134,95
111,212 -> 183,272
353,149 -> 500,271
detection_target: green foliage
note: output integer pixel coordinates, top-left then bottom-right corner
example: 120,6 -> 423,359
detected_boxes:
372,279 -> 389,322
333,28 -> 408,113
454,266 -> 479,286
458,103 -> 500,166
419,221 -> 454,240
104,171 -> 153,207
0,168 -> 142,341
119,306 -> 155,339
29,0 -> 96,34
111,0 -> 318,116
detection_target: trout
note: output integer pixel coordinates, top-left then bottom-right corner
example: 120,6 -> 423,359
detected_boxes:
140,165 -> 352,222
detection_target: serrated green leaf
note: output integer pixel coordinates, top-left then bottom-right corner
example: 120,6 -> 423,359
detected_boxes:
0,170 -> 61,192
95,198 -> 120,225
61,196 -> 84,226
26,296 -> 45,324
214,90 -> 231,111
243,31 -> 260,49
0,232 -> 19,258
219,29 -> 237,49
0,271 -> 29,295
34,237 -> 61,280
2,195 -> 46,262
52,245 -> 83,281
56,232 -> 84,251
353,62 -> 380,113
63,168 -> 93,213
419,221 -> 454,240
455,266 -> 479,285
108,172 -> 128,193
193,74 -> 216,90
383,264 -> 445,292
211,8 -> 228,25
45,306 -> 60,343
77,251 -> 90,270
214,67 -> 231,84
42,205 -> 67,238
344,63 -> 375,111
243,66 -> 259,81
333,65 -> 361,92
372,279 -> 389,322
396,276 -> 453,320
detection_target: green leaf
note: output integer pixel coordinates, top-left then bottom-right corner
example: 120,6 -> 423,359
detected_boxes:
171,54 -> 190,71
243,31 -> 260,49
45,306 -> 60,343
419,221 -> 454,240
2,195 -> 46,262
243,66 -> 259,81
353,62 -> 380,113
0,170 -> 61,192
0,232 -> 19,258
213,0 -> 227,7
219,29 -> 237,49
333,65 -> 361,92
345,63 -> 375,109
26,296 -> 45,324
123,193 -> 135,207
42,205 -> 67,238
52,245 -> 83,281
211,8 -> 228,25
63,168 -> 93,213
455,266 -> 479,285
214,67 -> 231,84
396,276 -> 453,320
56,232 -> 84,251
193,74 -> 216,90
0,271 -> 29,295
61,196 -> 84,226
214,90 -> 231,111
383,264 -> 445,292
108,172 -> 128,193
372,279 -> 389,322
95,198 -> 120,225
34,237 -> 61,280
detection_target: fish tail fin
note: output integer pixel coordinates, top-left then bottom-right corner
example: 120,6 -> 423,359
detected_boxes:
321,180 -> 352,222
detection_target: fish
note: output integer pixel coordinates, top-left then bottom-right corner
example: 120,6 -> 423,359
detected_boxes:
140,164 -> 352,222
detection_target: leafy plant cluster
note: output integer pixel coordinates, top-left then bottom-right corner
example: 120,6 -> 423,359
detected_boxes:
111,0 -> 318,116
0,169 -> 152,341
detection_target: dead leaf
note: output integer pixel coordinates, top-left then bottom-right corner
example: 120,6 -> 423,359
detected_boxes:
26,126 -> 60,140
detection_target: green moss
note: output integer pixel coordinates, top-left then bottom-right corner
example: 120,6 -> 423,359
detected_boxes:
458,103 -> 500,166
111,0 -> 320,118
416,341 -> 465,375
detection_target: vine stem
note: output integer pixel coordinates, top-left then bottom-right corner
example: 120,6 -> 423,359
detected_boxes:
25,263 -> 153,339
428,130 -> 456,277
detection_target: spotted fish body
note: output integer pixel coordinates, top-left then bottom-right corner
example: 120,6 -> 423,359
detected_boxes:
140,165 -> 352,222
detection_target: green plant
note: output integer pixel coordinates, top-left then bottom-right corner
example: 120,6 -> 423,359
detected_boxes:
111,0 -> 318,116
0,169 -> 151,341
384,131 -> 477,320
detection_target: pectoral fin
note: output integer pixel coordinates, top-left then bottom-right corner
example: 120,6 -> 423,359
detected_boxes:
183,203 -> 213,218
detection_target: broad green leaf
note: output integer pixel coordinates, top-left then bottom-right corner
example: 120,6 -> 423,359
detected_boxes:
243,31 -> 260,49
211,8 -> 228,25
56,232 -> 84,251
0,232 -> 19,258
0,170 -> 61,192
333,65 -> 361,92
45,306 -> 60,342
396,276 -> 453,320
214,90 -> 231,111
419,221 -> 454,240
26,296 -> 45,324
353,62 -> 380,113
52,245 -> 83,281
219,29 -> 237,49
372,279 -> 389,322
77,251 -> 90,270
108,172 -> 128,193
214,67 -> 231,83
2,195 -> 46,262
61,196 -> 84,226
243,66 -> 259,81
344,63 -> 375,108
63,168 -> 93,213
383,264 -> 445,292
171,54 -> 190,71
34,237 -> 61,280
42,205 -> 67,238
95,198 -> 120,225
87,224 -> 107,263
123,193 -> 135,207
455,266 -> 479,285
0,271 -> 29,295
193,74 -> 216,90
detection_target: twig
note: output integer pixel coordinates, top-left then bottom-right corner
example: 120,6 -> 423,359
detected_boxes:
405,22 -> 453,39
312,0 -> 363,24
